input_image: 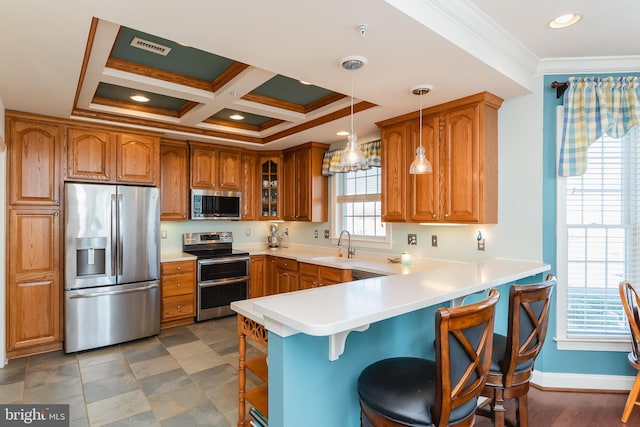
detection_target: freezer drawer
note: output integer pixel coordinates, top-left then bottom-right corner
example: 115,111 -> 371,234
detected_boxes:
64,281 -> 160,353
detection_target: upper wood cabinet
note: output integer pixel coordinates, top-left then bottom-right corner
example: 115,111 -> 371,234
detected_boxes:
189,142 -> 242,191
241,152 -> 258,220
282,142 -> 329,222
259,155 -> 282,220
160,140 -> 189,221
116,133 -> 159,185
8,118 -> 62,207
377,92 -> 502,224
66,127 -> 159,186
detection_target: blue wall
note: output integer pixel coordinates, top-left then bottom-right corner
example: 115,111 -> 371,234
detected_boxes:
539,73 -> 640,376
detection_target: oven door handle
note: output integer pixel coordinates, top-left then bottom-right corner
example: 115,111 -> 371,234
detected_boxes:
198,256 -> 250,266
198,277 -> 249,288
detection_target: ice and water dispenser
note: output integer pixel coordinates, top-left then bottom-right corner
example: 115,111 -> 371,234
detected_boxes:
75,237 -> 107,277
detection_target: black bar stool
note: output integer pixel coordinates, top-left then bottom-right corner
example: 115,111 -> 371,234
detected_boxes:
357,288 -> 500,427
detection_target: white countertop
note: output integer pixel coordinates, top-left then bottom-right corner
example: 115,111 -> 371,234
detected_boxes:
231,256 -> 550,345
160,252 -> 197,263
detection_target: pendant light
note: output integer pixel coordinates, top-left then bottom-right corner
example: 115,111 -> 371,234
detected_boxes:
337,55 -> 368,168
409,84 -> 434,175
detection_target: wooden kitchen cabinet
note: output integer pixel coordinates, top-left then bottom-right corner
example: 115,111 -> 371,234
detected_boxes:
259,155 -> 282,220
249,255 -> 266,298
66,127 -> 114,182
265,256 -> 297,294
160,140 -> 189,221
379,122 -> 408,222
189,142 -> 242,191
377,91 -> 502,224
7,209 -> 62,357
274,257 -> 298,294
7,117 -> 62,207
160,260 -> 196,328
241,153 -> 258,220
66,127 -> 159,186
116,133 -> 160,185
282,142 -> 329,222
299,262 -> 352,290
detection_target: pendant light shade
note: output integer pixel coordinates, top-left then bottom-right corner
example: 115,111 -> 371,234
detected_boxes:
409,85 -> 434,175
337,55 -> 368,169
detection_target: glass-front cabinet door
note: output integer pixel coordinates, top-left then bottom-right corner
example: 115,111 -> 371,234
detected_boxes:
259,156 -> 281,220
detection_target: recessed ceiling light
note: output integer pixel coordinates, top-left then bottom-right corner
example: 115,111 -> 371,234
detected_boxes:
129,94 -> 150,103
336,131 -> 350,136
230,114 -> 245,120
549,13 -> 581,29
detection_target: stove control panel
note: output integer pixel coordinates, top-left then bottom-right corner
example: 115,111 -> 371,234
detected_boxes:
183,231 -> 233,246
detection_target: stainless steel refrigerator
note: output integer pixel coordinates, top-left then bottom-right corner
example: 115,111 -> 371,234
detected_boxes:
64,183 -> 160,353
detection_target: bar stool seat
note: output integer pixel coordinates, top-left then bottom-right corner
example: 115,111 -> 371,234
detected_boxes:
358,288 -> 500,427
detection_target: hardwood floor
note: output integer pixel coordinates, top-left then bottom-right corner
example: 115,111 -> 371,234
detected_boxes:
475,386 -> 640,427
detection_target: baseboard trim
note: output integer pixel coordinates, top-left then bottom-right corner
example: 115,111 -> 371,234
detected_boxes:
532,370 -> 635,392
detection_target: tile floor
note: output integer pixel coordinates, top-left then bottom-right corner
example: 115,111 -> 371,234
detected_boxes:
0,315 -> 266,426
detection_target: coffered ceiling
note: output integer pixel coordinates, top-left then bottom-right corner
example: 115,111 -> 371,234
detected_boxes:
1,0 -> 638,151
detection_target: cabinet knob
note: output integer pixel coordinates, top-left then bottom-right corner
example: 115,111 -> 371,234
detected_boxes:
54,200 -> 59,205
177,283 -> 181,287
183,214 -> 186,218
445,213 -> 449,218
177,266 -> 182,271
54,212 -> 59,216
177,305 -> 182,309
118,176 -> 122,179
432,214 -> 437,219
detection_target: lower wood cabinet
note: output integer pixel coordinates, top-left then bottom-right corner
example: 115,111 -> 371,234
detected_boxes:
249,255 -> 266,298
160,260 -> 196,328
7,208 -> 62,357
299,262 -> 352,289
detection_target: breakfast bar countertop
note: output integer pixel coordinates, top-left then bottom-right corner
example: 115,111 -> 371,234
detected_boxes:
231,256 -> 550,357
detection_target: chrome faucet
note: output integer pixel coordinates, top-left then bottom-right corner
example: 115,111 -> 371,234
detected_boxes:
337,230 -> 356,259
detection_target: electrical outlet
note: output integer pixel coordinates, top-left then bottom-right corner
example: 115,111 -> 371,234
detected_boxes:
245,227 -> 251,236
314,229 -> 318,238
431,235 -> 438,247
324,230 -> 330,239
408,234 -> 417,245
477,239 -> 486,251
161,230 -> 167,239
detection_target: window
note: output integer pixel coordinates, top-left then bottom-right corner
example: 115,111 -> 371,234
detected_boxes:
557,108 -> 640,350
331,167 -> 389,246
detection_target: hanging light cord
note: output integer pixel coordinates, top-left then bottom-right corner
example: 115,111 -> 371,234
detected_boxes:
350,67 -> 355,140
418,91 -> 423,148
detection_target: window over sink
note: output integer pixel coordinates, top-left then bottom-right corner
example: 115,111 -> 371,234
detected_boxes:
330,167 -> 390,248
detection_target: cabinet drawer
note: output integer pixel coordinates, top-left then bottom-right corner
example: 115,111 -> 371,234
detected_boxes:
274,257 -> 297,271
319,266 -> 352,285
161,260 -> 195,275
299,262 -> 319,276
162,294 -> 194,319
162,273 -> 194,297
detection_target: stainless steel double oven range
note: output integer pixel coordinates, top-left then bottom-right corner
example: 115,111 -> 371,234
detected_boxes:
182,232 -> 249,321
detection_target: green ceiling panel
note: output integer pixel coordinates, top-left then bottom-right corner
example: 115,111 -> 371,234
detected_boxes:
95,82 -> 188,110
251,75 -> 334,105
112,27 -> 236,82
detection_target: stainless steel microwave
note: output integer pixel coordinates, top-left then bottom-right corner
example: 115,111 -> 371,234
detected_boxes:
191,189 -> 242,220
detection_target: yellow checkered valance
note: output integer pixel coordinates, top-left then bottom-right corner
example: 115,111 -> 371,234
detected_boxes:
321,139 -> 381,176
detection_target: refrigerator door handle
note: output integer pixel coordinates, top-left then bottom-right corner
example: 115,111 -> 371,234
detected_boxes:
111,194 -> 117,276
117,194 -> 124,276
67,283 -> 159,299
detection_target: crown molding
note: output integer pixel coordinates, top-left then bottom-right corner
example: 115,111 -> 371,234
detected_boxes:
385,0 -> 539,92
537,55 -> 640,76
